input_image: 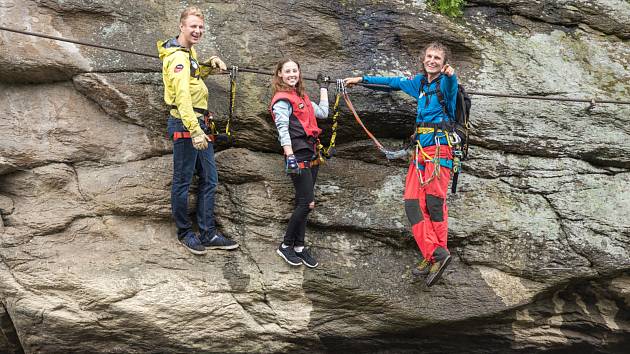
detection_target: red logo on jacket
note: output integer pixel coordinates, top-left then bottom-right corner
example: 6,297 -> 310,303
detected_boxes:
174,64 -> 184,73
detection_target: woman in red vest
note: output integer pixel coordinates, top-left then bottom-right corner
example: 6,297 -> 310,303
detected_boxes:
269,59 -> 329,268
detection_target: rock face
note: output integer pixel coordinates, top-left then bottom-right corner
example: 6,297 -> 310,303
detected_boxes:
1,0 -> 629,353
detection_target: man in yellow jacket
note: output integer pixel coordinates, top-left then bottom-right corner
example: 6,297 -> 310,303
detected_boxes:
158,6 -> 238,254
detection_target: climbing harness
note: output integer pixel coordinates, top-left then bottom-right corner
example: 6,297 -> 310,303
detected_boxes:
414,139 -> 440,187
297,159 -> 321,169
168,64 -> 236,145
172,131 -> 215,143
412,129 -> 457,187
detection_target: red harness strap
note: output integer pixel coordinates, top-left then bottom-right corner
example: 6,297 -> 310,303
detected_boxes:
172,132 -> 215,142
297,158 -> 321,169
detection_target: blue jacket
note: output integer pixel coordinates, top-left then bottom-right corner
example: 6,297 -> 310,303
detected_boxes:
362,73 -> 458,147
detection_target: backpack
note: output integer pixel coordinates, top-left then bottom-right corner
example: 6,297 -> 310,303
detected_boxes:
449,84 -> 472,160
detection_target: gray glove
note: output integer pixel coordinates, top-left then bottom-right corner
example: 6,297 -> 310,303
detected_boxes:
316,73 -> 330,90
192,134 -> 209,150
383,148 -> 408,160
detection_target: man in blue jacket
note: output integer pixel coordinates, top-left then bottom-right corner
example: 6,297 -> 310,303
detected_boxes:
344,42 -> 457,286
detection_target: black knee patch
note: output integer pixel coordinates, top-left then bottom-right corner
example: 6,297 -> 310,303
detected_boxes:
426,195 -> 444,222
405,199 -> 423,226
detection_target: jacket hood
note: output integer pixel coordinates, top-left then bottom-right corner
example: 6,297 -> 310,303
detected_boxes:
157,37 -> 188,61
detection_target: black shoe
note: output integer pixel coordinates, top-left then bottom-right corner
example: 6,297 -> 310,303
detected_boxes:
411,258 -> 431,277
426,248 -> 452,287
200,232 -> 239,250
276,244 -> 302,266
179,233 -> 207,255
295,248 -> 318,268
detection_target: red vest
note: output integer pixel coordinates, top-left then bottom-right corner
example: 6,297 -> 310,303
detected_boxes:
270,91 -> 322,141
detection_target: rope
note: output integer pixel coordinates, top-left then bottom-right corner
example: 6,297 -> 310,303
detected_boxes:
338,81 -> 413,155
2,26 -> 629,105
339,83 -> 385,151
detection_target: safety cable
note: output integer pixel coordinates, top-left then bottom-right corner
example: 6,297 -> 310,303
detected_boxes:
0,25 -> 159,59
235,67 -> 327,84
467,91 -> 628,105
235,67 -> 383,89
2,26 -> 629,105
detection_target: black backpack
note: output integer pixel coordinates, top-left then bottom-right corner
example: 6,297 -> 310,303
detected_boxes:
449,84 -> 472,160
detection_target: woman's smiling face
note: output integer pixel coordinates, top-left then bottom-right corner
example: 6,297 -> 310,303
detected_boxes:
279,61 -> 300,87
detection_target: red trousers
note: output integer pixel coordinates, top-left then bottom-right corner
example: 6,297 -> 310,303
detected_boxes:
403,145 -> 452,261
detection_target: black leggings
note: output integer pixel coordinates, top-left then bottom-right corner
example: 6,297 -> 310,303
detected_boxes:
284,166 -> 319,247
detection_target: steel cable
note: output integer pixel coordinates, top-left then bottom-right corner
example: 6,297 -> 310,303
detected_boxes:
2,26 -> 629,105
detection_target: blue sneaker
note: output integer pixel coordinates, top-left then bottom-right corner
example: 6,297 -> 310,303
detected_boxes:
295,247 -> 318,268
179,233 -> 207,255
199,232 -> 239,250
276,243 -> 302,266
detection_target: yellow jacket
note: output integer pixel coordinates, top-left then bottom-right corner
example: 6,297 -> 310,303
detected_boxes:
157,38 -> 219,137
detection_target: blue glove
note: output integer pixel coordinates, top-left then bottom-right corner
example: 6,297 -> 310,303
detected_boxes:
285,154 -> 301,174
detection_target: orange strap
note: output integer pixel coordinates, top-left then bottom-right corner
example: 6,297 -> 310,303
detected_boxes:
297,159 -> 321,169
342,92 -> 384,150
172,131 -> 191,140
172,132 -> 215,142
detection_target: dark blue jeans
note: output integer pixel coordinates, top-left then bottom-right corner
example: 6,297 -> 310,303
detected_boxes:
167,117 -> 218,239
